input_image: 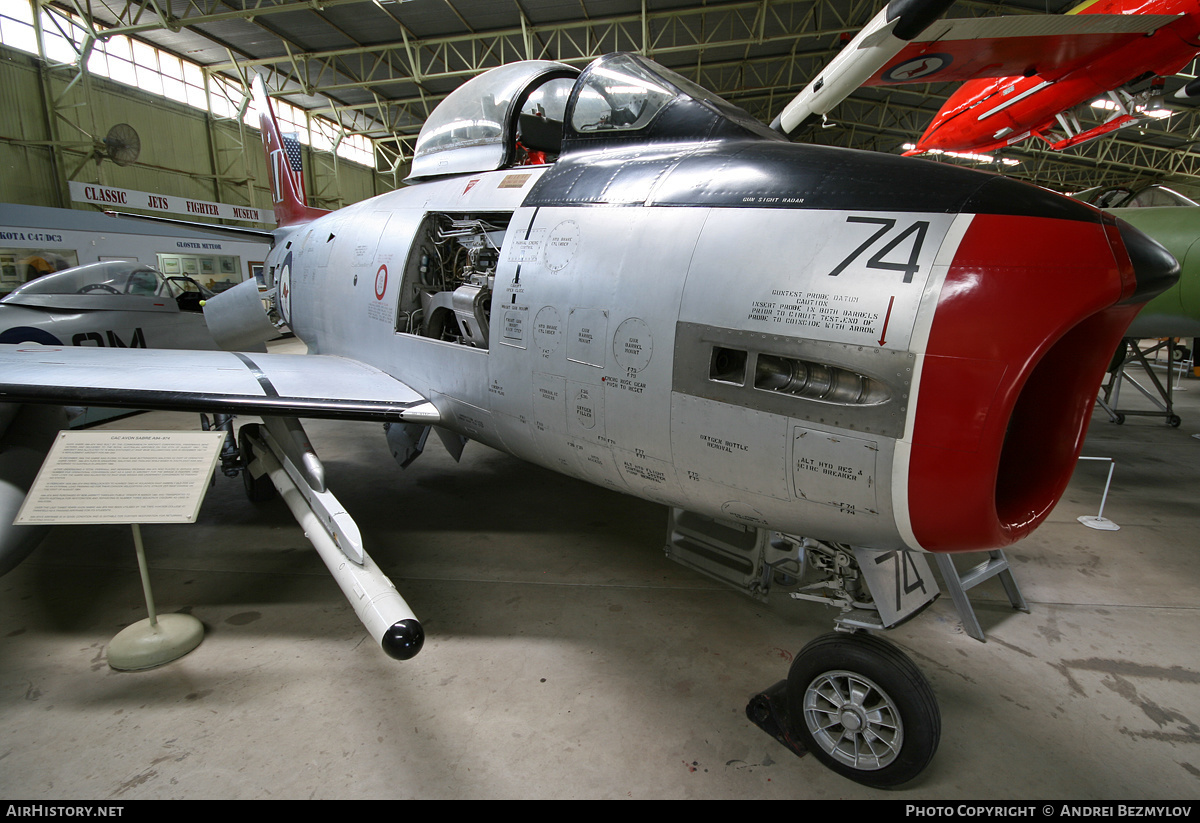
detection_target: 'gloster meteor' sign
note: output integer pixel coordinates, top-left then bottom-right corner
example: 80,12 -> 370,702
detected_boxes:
68,182 -> 274,226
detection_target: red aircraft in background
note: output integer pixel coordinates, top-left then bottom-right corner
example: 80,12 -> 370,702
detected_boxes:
771,0 -> 1200,155
898,0 -> 1200,154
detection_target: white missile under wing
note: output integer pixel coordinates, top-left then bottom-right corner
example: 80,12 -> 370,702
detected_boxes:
0,54 -> 1179,788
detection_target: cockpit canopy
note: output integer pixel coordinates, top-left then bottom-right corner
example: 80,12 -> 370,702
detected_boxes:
4,260 -> 212,302
407,53 -> 781,181
409,61 -> 578,180
1074,184 -> 1200,209
566,53 -> 779,145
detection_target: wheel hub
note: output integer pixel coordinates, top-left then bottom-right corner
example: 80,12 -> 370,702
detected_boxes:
803,669 -> 903,771
839,708 -> 865,732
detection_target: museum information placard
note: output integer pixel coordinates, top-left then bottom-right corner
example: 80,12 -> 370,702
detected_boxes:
15,431 -> 228,525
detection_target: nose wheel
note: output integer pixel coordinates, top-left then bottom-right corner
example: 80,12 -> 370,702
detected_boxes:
785,632 -> 940,788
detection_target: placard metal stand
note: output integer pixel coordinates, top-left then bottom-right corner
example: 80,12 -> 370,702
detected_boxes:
15,430 -> 227,670
106,523 -> 205,670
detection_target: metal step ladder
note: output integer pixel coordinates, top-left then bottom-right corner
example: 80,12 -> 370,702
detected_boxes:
933,550 -> 1028,642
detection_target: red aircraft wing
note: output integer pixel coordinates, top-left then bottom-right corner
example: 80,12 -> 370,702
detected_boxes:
861,13 -> 1180,86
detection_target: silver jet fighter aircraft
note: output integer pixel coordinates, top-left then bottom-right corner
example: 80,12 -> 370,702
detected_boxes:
0,50 -> 1178,787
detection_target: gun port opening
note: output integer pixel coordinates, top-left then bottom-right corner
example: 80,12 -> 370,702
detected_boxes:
709,346 -> 748,385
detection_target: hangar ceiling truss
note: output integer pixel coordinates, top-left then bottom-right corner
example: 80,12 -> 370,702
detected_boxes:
30,0 -> 1200,197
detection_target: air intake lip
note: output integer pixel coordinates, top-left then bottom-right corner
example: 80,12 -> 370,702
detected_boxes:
904,209 -> 1148,553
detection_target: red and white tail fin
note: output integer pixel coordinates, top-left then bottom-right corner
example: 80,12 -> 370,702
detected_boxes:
252,75 -> 331,228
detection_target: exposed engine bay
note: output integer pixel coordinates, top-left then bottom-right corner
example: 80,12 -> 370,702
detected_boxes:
397,212 -> 511,348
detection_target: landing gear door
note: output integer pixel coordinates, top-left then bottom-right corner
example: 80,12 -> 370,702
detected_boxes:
853,547 -> 938,628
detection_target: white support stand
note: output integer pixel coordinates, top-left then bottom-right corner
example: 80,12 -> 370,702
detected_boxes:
1076,456 -> 1120,531
1173,350 -> 1191,392
107,524 -> 204,671
14,430 -> 227,672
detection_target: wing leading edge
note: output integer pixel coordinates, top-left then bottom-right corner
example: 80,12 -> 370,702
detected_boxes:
0,345 -> 440,423
772,3 -> 1179,137
865,13 -> 1181,86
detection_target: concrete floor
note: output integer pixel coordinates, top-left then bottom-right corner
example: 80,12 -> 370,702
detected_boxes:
1,347 -> 1198,800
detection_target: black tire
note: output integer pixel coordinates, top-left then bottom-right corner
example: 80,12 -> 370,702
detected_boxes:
786,632 -> 940,789
238,424 -> 277,503
1169,414 -> 1182,428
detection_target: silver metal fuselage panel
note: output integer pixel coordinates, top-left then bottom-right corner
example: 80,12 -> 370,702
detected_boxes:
275,167 -> 962,551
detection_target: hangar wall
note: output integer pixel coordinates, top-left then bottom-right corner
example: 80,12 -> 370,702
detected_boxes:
0,44 -> 394,220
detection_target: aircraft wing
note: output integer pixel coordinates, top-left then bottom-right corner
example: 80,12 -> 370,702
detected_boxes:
772,1 -> 1179,136
0,345 -> 440,423
864,13 -> 1182,86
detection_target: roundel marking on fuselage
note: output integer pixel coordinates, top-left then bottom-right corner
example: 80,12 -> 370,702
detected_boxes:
277,251 -> 293,325
0,327 -> 63,345
374,264 -> 388,301
882,54 -> 953,83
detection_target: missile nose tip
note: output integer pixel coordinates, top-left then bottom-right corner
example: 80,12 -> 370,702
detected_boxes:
382,618 -> 424,660
1115,218 -> 1180,304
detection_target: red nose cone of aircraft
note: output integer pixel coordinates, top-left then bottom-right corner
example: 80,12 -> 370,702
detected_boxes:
909,109 -> 1006,155
906,78 -> 1018,156
907,114 -> 970,155
904,190 -> 1177,553
908,122 -> 978,155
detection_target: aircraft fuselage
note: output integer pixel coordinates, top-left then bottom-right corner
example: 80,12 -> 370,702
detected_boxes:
267,140 -> 1155,554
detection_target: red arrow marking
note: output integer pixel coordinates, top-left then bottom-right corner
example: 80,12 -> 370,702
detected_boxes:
878,295 -> 895,347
